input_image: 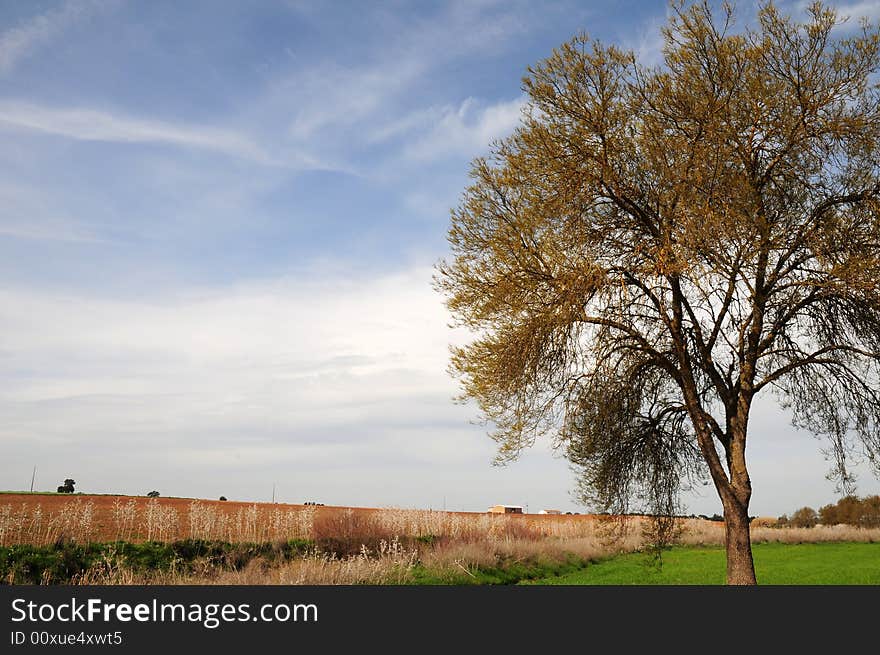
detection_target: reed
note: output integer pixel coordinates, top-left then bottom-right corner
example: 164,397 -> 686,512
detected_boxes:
4,497 -> 880,586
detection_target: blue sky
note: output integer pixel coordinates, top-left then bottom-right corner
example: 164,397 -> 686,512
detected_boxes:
1,0 -> 879,516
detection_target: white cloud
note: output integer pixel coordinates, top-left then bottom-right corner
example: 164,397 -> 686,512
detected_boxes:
831,1 -> 880,29
794,0 -> 880,22
275,1 -> 529,144
0,0 -> 109,74
401,97 -> 526,162
0,265 -> 528,505
285,59 -> 426,141
0,100 -> 283,165
0,264 -> 463,414
632,16 -> 667,68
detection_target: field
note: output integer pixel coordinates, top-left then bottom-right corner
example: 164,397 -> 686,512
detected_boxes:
524,542 -> 880,585
0,493 -> 609,544
1,494 -> 879,584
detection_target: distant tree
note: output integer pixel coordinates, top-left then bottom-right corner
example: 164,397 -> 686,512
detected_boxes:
147,491 -> 160,498
818,494 -> 880,526
437,1 -> 880,585
863,495 -> 880,527
818,503 -> 838,526
789,507 -> 818,528
57,479 -> 75,493
837,495 -> 863,525
219,496 -> 227,501
776,514 -> 790,528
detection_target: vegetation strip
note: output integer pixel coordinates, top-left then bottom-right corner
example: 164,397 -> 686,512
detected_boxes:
0,539 -> 313,585
523,543 -> 880,586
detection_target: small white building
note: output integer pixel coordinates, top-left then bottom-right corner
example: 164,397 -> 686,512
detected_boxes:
538,509 -> 562,515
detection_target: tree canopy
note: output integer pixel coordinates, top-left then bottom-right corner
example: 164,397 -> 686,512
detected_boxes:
437,1 -> 880,584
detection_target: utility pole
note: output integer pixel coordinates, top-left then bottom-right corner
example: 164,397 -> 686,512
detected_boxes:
29,466 -> 36,493
272,483 -> 276,504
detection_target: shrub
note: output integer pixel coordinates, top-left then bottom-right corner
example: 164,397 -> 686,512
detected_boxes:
817,495 -> 880,527
0,538 -> 317,584
789,507 -> 818,528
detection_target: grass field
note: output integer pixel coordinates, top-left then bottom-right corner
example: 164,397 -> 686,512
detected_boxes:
525,542 -> 880,585
3,494 -> 879,584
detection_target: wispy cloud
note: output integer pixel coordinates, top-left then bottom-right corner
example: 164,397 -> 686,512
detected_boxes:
278,1 -> 530,144
401,97 -> 526,162
0,218 -> 105,244
633,16 -> 667,68
792,0 -> 880,20
285,58 -> 425,141
0,0 -> 107,75
0,100 -> 284,165
829,1 -> 880,26
771,2 -> 879,33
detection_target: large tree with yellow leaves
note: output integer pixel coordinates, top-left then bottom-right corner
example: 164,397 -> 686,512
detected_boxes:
437,1 -> 880,584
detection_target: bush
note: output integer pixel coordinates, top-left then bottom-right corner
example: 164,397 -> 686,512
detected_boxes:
219,496 -> 227,501
789,507 -> 818,528
57,479 -> 75,494
0,539 -> 316,584
146,491 -> 160,498
817,495 -> 880,527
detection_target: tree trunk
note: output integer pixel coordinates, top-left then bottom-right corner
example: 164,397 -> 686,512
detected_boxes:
723,499 -> 757,585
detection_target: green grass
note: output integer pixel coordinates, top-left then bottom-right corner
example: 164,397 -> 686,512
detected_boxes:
522,542 -> 880,585
0,491 -> 87,496
410,554 -> 591,585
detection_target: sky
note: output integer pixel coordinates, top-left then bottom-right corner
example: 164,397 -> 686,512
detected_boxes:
1,0 -> 879,517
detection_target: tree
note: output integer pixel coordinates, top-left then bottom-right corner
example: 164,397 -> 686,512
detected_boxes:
57,479 -> 75,493
147,491 -> 160,498
818,503 -> 838,525
789,506 -> 818,528
436,1 -> 880,584
834,494 -> 863,524
818,494 -> 880,525
863,495 -> 880,527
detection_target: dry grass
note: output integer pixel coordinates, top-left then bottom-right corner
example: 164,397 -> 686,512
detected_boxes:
68,516 -> 653,585
0,494 -> 626,548
677,518 -> 880,546
66,537 -> 418,586
751,524 -> 880,543
5,494 -> 880,585
67,534 -> 645,586
207,538 -> 418,585
0,499 -> 95,545
0,496 -> 317,546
